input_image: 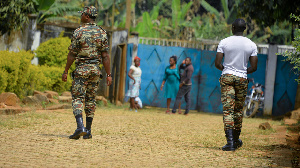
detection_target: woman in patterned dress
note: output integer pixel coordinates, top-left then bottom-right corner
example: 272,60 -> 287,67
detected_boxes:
127,56 -> 142,112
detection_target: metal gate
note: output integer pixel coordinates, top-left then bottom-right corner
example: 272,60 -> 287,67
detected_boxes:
126,43 -> 298,115
273,55 -> 299,116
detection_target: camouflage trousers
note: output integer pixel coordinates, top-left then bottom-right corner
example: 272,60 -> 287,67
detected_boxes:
72,64 -> 101,118
219,74 -> 248,131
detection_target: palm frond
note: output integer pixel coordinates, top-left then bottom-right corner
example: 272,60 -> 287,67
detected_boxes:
200,0 -> 220,19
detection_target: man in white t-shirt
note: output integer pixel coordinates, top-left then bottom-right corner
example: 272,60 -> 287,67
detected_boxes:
215,18 -> 258,151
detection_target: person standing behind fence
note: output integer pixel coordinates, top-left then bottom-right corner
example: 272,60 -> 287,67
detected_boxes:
127,56 -> 142,112
215,18 -> 258,151
62,6 -> 112,140
171,57 -> 194,115
160,56 -> 182,114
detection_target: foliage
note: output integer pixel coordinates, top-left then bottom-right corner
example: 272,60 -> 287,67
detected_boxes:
282,14 -> 300,84
34,33 -> 74,92
129,0 -> 293,44
0,68 -> 8,94
0,0 -> 38,35
132,0 -> 192,40
36,0 -> 55,11
35,32 -> 75,71
238,0 -> 300,28
0,50 -> 33,98
38,65 -> 72,93
27,64 -> 72,94
190,14 -> 231,40
37,0 -> 82,23
171,0 -> 193,39
132,0 -> 168,38
200,0 -> 238,24
0,48 -> 72,98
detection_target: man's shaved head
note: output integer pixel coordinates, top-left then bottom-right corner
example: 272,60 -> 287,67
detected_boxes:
232,18 -> 246,33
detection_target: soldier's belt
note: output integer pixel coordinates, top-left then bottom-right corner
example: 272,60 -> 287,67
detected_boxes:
75,60 -> 100,66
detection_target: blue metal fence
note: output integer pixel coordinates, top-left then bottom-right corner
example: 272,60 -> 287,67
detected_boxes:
126,43 -> 298,115
272,56 -> 299,116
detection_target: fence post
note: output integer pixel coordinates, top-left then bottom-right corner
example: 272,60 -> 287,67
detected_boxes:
263,44 -> 278,116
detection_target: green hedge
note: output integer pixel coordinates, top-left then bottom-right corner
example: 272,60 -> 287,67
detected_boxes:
0,50 -> 72,98
0,50 -> 33,98
35,32 -> 75,72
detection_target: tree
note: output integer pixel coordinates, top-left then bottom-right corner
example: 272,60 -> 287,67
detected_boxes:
238,0 -> 300,28
132,0 -> 192,39
282,14 -> 300,84
37,0 -> 82,24
0,0 -> 38,35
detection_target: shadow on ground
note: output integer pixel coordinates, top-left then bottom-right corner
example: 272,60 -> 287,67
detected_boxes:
39,134 -> 69,138
253,144 -> 293,167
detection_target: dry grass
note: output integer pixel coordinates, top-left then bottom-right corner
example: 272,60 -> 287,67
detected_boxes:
0,104 -> 292,167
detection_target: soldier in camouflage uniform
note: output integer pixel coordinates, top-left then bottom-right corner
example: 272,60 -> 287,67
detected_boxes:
215,19 -> 258,151
62,6 -> 112,139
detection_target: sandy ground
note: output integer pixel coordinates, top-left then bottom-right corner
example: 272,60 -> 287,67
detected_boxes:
0,106 -> 292,167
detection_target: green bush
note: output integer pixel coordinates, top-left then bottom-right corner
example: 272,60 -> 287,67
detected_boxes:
38,65 -> 72,93
0,69 -> 8,93
283,14 -> 300,84
35,33 -> 75,72
0,50 -> 33,98
0,50 -> 72,98
24,65 -> 72,95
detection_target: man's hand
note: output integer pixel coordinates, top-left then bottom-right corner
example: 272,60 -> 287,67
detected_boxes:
106,76 -> 113,86
179,83 -> 183,88
62,72 -> 68,82
215,52 -> 224,71
182,60 -> 186,64
247,56 -> 258,74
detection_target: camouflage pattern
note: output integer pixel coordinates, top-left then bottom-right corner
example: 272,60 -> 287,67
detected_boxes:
72,64 -> 101,118
78,6 -> 98,17
69,19 -> 108,118
219,74 -> 248,131
68,22 -> 109,66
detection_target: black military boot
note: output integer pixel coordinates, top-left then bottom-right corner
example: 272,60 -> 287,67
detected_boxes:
69,114 -> 87,139
233,129 -> 243,149
222,129 -> 235,151
83,117 -> 93,139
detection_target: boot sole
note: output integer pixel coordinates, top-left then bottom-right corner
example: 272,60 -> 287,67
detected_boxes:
69,130 -> 87,139
83,135 -> 92,139
222,148 -> 236,151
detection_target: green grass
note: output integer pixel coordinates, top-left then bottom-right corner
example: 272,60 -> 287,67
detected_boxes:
0,111 -> 56,129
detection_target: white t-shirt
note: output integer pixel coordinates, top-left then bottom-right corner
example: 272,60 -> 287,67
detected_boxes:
217,36 -> 258,79
130,65 -> 142,77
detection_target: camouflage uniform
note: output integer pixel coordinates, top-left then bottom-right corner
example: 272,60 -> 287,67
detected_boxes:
219,74 -> 248,131
68,7 -> 109,118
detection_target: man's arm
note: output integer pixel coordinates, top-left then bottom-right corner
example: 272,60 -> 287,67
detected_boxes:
62,51 -> 75,82
215,52 -> 224,71
247,56 -> 258,74
101,51 -> 112,86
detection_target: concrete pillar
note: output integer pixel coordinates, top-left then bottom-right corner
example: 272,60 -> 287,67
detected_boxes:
263,44 -> 278,116
128,32 -> 139,63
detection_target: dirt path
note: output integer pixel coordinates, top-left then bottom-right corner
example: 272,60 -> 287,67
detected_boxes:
0,106 -> 292,167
